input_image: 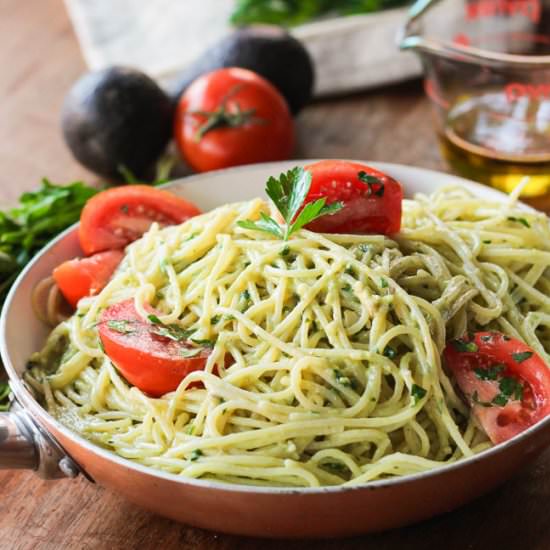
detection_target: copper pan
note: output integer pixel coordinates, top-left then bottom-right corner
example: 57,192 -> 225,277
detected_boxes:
1,161 -> 548,538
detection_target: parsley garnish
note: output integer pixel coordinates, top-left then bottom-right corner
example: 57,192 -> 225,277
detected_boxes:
190,449 -> 203,461
237,167 -> 343,241
451,339 -> 478,353
411,384 -> 427,404
512,351 -> 533,363
280,245 -> 290,257
106,320 -> 135,335
358,171 -> 384,196
210,315 -> 221,325
507,216 -> 530,228
191,338 -> 215,348
380,278 -> 388,288
333,368 -> 352,387
147,314 -> 195,342
474,364 -> 505,381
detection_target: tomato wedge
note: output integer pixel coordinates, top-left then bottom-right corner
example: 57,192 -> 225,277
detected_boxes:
98,299 -> 209,396
444,331 -> 550,444
302,160 -> 403,235
79,185 -> 202,255
53,250 -> 123,308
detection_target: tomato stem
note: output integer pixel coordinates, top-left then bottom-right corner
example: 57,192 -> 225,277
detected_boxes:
191,83 -> 265,142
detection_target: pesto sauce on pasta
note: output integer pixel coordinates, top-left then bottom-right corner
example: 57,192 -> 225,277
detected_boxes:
26,186 -> 550,487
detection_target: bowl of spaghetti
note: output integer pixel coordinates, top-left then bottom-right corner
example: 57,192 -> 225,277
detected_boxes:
2,160 -> 550,537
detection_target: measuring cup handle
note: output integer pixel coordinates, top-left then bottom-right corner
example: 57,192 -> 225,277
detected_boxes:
0,401 -> 79,479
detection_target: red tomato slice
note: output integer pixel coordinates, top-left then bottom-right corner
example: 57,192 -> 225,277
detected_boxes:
98,299 -> 209,397
79,185 -> 202,255
303,160 -> 403,235
53,250 -> 124,308
444,331 -> 550,444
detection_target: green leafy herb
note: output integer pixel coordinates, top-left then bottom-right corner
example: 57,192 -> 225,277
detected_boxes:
482,239 -> 492,244
106,320 -> 135,335
358,171 -> 384,197
512,351 -> 533,363
280,245 -> 290,257
507,216 -> 530,228
190,449 -> 203,461
333,368 -> 352,387
237,167 -> 343,241
380,277 -> 388,288
0,179 -> 97,310
147,314 -> 195,342
411,384 -> 427,404
451,339 -> 478,353
0,381 -> 10,411
474,364 -> 505,381
191,338 -> 216,348
498,376 -> 524,401
210,315 -> 221,325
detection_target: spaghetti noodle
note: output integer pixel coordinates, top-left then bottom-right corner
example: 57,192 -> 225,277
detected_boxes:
26,185 -> 550,487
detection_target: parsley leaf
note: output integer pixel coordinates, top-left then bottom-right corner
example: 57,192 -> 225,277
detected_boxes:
358,171 -> 384,196
474,364 -> 505,381
512,351 -> 533,363
190,449 -> 203,461
411,384 -> 427,404
190,338 -> 216,348
451,339 -> 478,353
106,320 -> 135,335
237,167 -> 343,241
507,216 -> 530,228
147,314 -> 195,342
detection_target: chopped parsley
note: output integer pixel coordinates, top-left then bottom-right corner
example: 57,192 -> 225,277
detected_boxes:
512,351 -> 533,363
190,338 -> 216,348
147,314 -> 195,342
106,320 -> 135,335
190,449 -> 203,461
474,364 -> 505,381
451,339 -> 478,353
380,278 -> 388,288
507,216 -> 530,228
333,368 -> 352,388
280,245 -> 290,257
411,384 -> 427,404
210,315 -> 221,325
323,462 -> 347,474
358,171 -> 384,197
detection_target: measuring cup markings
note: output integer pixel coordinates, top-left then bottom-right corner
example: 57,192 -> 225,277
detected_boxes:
466,0 -> 541,24
506,82 -> 550,101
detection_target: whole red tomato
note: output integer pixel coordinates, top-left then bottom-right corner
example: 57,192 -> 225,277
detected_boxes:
174,68 -> 294,172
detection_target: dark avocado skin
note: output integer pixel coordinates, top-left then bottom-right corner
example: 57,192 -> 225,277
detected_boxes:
62,67 -> 174,180
169,26 -> 315,115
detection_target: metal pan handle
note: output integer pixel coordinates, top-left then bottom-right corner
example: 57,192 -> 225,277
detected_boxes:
0,400 -> 79,479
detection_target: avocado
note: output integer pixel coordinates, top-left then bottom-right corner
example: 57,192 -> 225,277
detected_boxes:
169,26 -> 315,115
62,67 -> 174,180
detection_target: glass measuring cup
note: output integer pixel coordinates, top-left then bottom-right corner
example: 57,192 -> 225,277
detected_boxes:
400,0 -> 550,210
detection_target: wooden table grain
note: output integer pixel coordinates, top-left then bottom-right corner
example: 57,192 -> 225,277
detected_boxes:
1,1 -> 549,549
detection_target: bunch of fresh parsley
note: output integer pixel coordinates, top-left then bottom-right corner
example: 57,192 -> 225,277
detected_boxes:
0,179 -> 97,309
237,166 -> 342,240
0,179 -> 98,408
230,0 -> 409,26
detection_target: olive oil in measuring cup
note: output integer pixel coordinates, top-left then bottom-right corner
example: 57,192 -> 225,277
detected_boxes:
439,86 -> 550,210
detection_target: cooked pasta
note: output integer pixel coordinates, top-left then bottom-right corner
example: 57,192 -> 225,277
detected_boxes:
26,185 -> 550,487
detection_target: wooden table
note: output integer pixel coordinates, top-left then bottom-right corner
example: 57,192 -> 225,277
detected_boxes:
1,1 -> 549,549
